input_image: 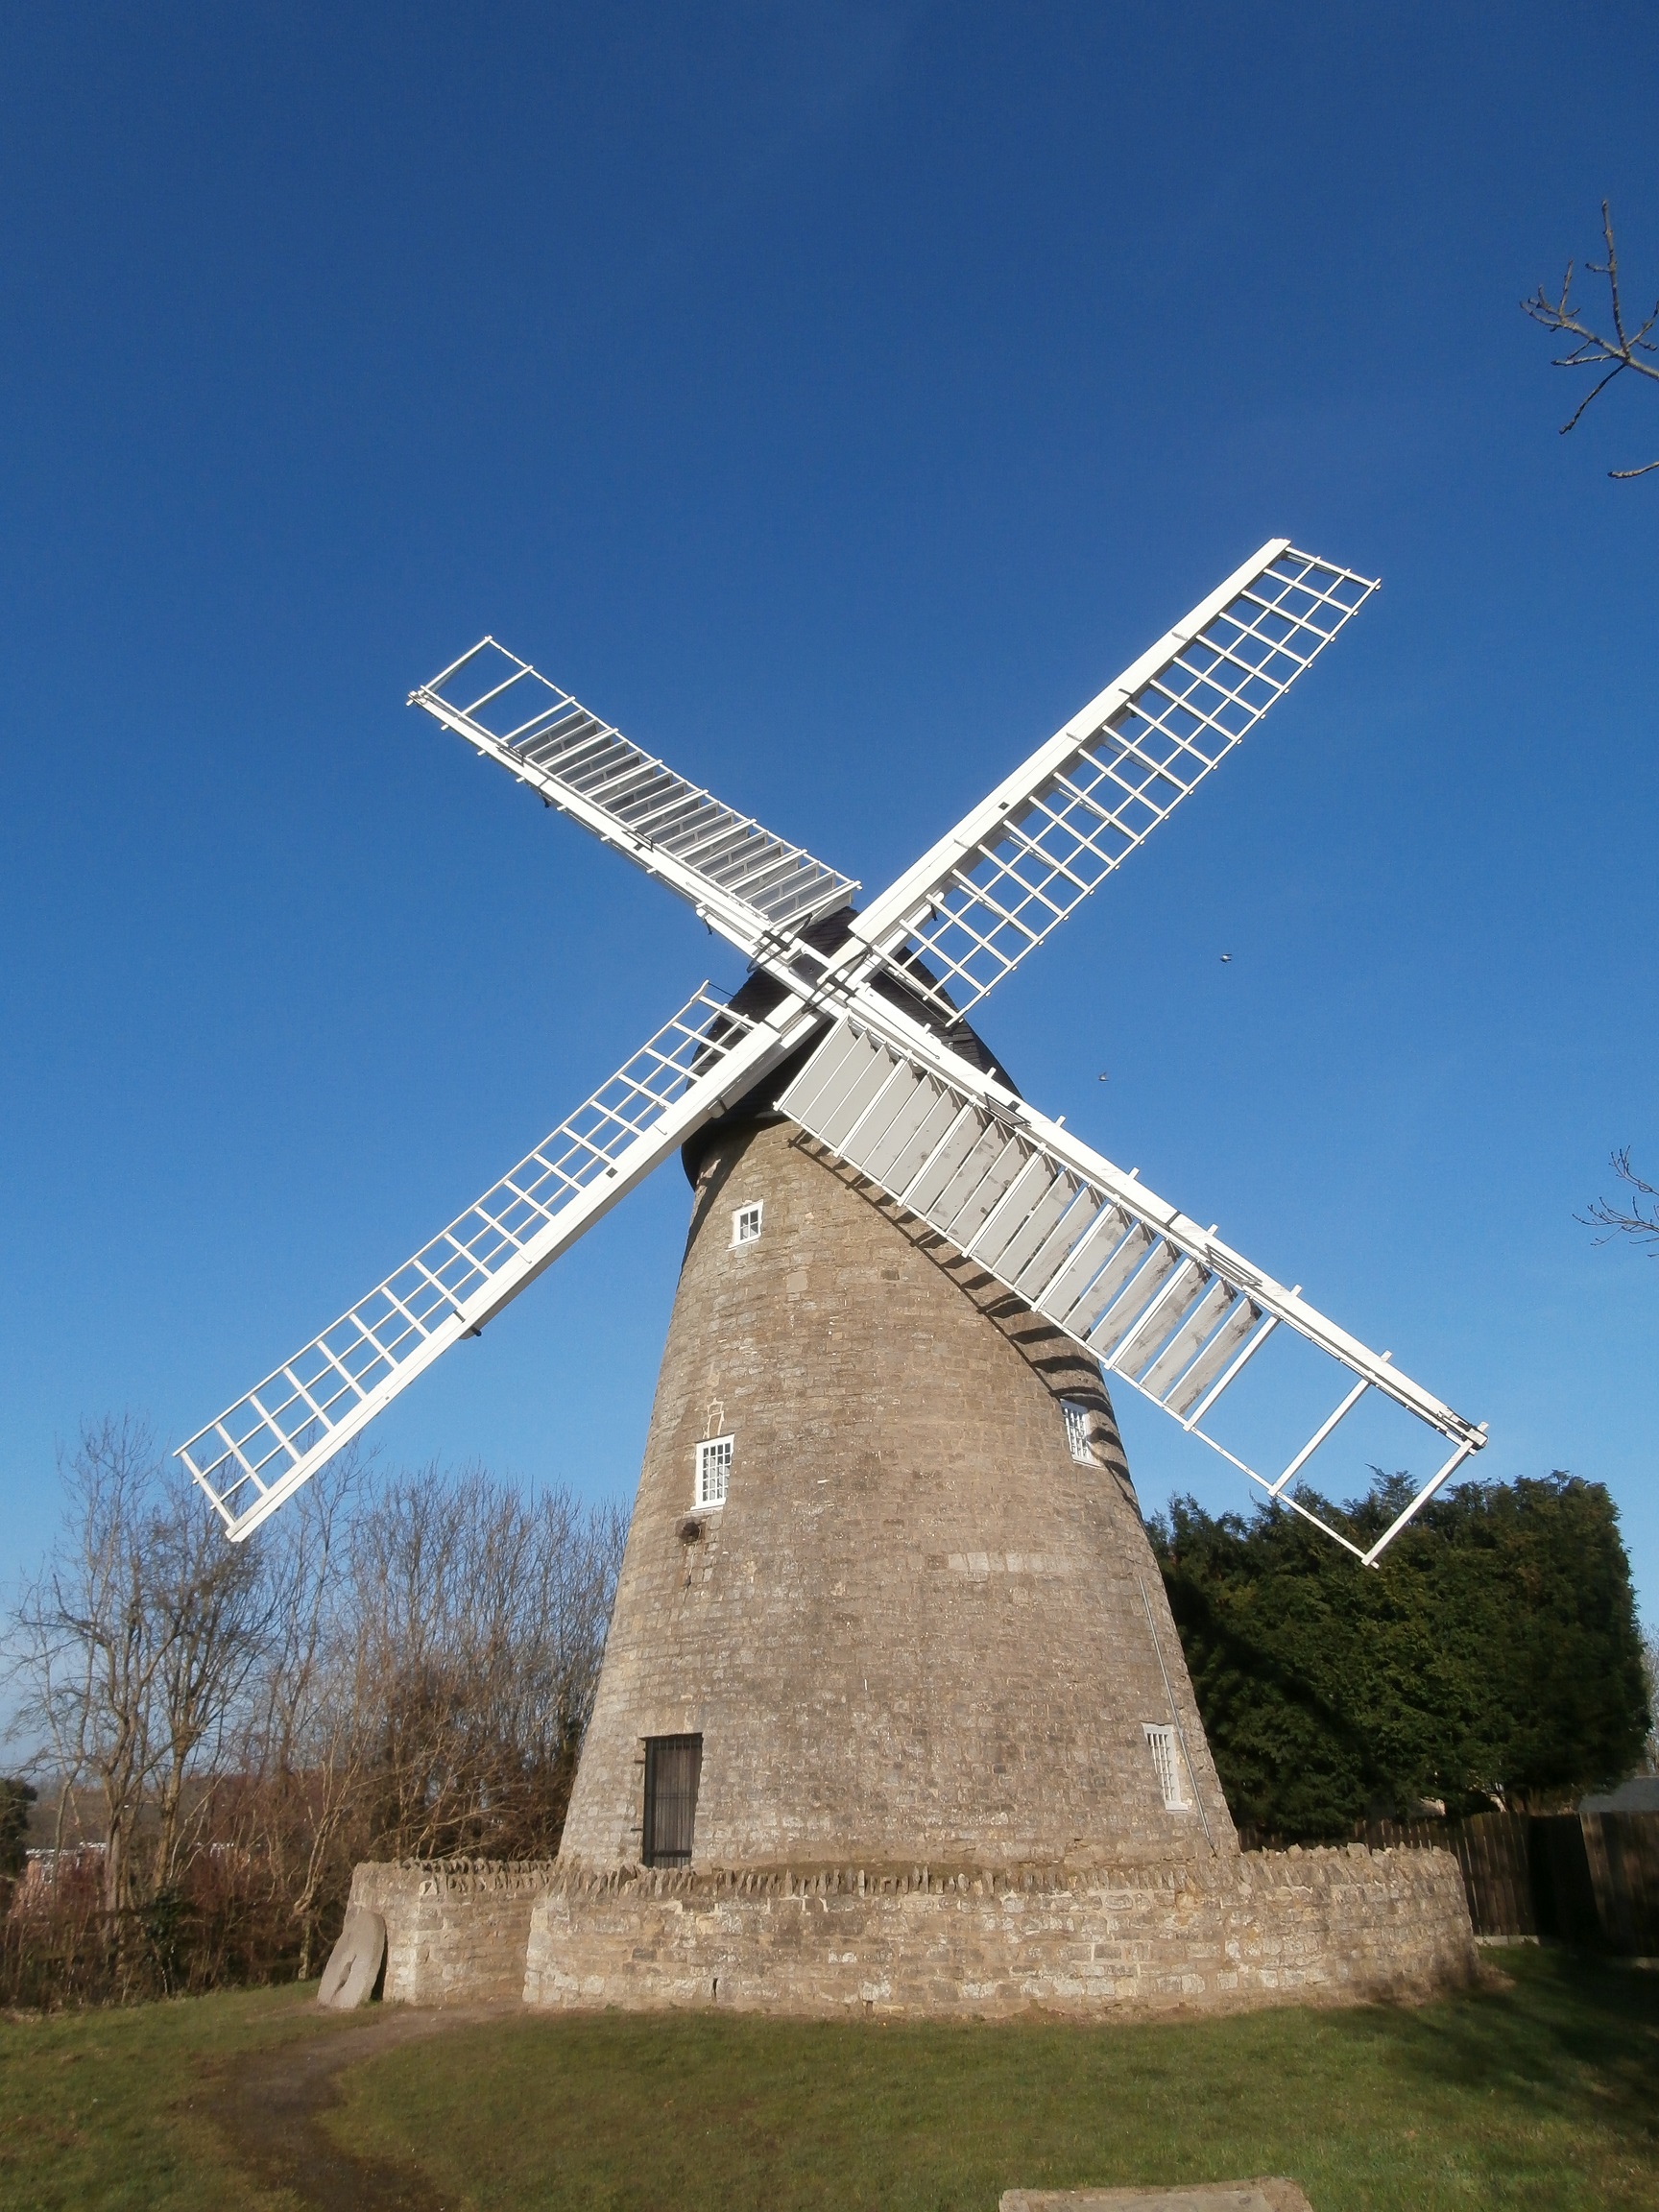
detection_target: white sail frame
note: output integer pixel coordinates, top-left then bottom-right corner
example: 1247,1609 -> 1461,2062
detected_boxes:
781,1011 -> 1484,1566
179,986 -> 807,1540
410,638 -> 857,956
830,542 -> 1377,1016
177,538 -> 1485,1560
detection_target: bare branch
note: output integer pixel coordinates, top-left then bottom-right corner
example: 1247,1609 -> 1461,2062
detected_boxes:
1523,202 -> 1659,477
1559,360 -> 1631,435
1578,1148 -> 1659,1253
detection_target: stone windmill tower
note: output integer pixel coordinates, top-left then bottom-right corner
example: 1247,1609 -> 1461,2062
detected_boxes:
558,935 -> 1235,1875
180,541 -> 1487,1909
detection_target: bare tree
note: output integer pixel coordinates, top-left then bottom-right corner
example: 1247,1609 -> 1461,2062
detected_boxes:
1523,202 -> 1659,478
6,1428 -> 626,2001
1580,1148 -> 1659,1255
346,1467 -> 624,1861
147,1491 -> 271,1895
228,1455 -> 368,1977
7,1418 -> 266,1928
12,1418 -> 172,1917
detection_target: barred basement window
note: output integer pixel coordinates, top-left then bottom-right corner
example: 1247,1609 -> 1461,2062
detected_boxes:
1143,1723 -> 1188,1810
1062,1399 -> 1094,1464
642,1734 -> 702,1867
732,1202 -> 763,1246
695,1435 -> 733,1509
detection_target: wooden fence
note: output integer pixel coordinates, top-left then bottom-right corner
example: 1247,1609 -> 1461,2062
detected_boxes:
1351,1810 -> 1659,1953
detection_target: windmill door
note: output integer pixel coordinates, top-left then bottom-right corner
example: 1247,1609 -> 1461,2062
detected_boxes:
643,1734 -> 702,1867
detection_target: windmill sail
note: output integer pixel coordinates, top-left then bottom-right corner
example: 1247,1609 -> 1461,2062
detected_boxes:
781,1016 -> 1483,1564
410,639 -> 857,954
836,542 -> 1377,1018
178,985 -> 806,1542
178,540 -> 1485,1564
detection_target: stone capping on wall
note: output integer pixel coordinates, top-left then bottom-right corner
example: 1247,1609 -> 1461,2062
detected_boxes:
544,1841 -> 1428,1903
358,1855 -> 563,1890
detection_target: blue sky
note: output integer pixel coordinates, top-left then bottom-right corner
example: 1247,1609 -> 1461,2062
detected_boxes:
3,4 -> 1656,1618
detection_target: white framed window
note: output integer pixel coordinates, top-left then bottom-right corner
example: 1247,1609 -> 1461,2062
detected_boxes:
732,1202 -> 763,1246
694,1435 -> 733,1510
1062,1399 -> 1094,1464
1143,1723 -> 1188,1811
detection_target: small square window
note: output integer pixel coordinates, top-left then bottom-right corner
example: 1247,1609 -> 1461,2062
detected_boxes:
695,1435 -> 733,1510
1143,1723 -> 1188,1810
732,1203 -> 763,1246
1062,1400 -> 1094,1464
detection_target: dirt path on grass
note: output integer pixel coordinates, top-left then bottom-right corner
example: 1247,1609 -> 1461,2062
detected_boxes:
202,2000 -> 517,2211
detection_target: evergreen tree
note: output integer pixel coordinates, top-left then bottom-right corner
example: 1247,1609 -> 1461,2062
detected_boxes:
1149,1472 -> 1649,1840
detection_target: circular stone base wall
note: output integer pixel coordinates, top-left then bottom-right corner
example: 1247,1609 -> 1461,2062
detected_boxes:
520,1846 -> 1477,2019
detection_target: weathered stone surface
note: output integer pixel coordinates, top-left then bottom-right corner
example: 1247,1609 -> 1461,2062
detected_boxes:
519,1843 -> 1476,2019
348,1859 -> 555,2007
560,1115 -> 1235,1874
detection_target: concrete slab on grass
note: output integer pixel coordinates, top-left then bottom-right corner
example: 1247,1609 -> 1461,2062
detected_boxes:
1001,2184 -> 1312,2212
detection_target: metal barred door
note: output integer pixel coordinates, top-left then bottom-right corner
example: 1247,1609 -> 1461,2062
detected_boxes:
643,1734 -> 702,1867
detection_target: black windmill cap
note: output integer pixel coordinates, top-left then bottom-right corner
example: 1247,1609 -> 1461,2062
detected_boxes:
681,904 -> 1018,1184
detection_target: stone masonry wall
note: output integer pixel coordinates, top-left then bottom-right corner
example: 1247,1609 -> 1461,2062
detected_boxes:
522,1846 -> 1476,2020
561,1115 -> 1236,1874
349,1859 -> 559,2006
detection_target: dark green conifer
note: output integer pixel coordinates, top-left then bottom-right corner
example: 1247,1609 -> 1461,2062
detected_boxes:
1149,1473 -> 1649,1839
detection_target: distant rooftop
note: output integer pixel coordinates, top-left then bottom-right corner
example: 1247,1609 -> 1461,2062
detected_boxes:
1580,1774 -> 1659,1815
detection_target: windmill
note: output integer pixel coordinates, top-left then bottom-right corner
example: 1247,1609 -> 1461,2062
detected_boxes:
179,539 -> 1483,1582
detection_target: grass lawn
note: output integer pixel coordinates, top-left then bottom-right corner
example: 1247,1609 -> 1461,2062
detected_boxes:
3,1949 -> 1657,2209
332,1949 -> 1659,2210
0,1981 -> 339,2210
